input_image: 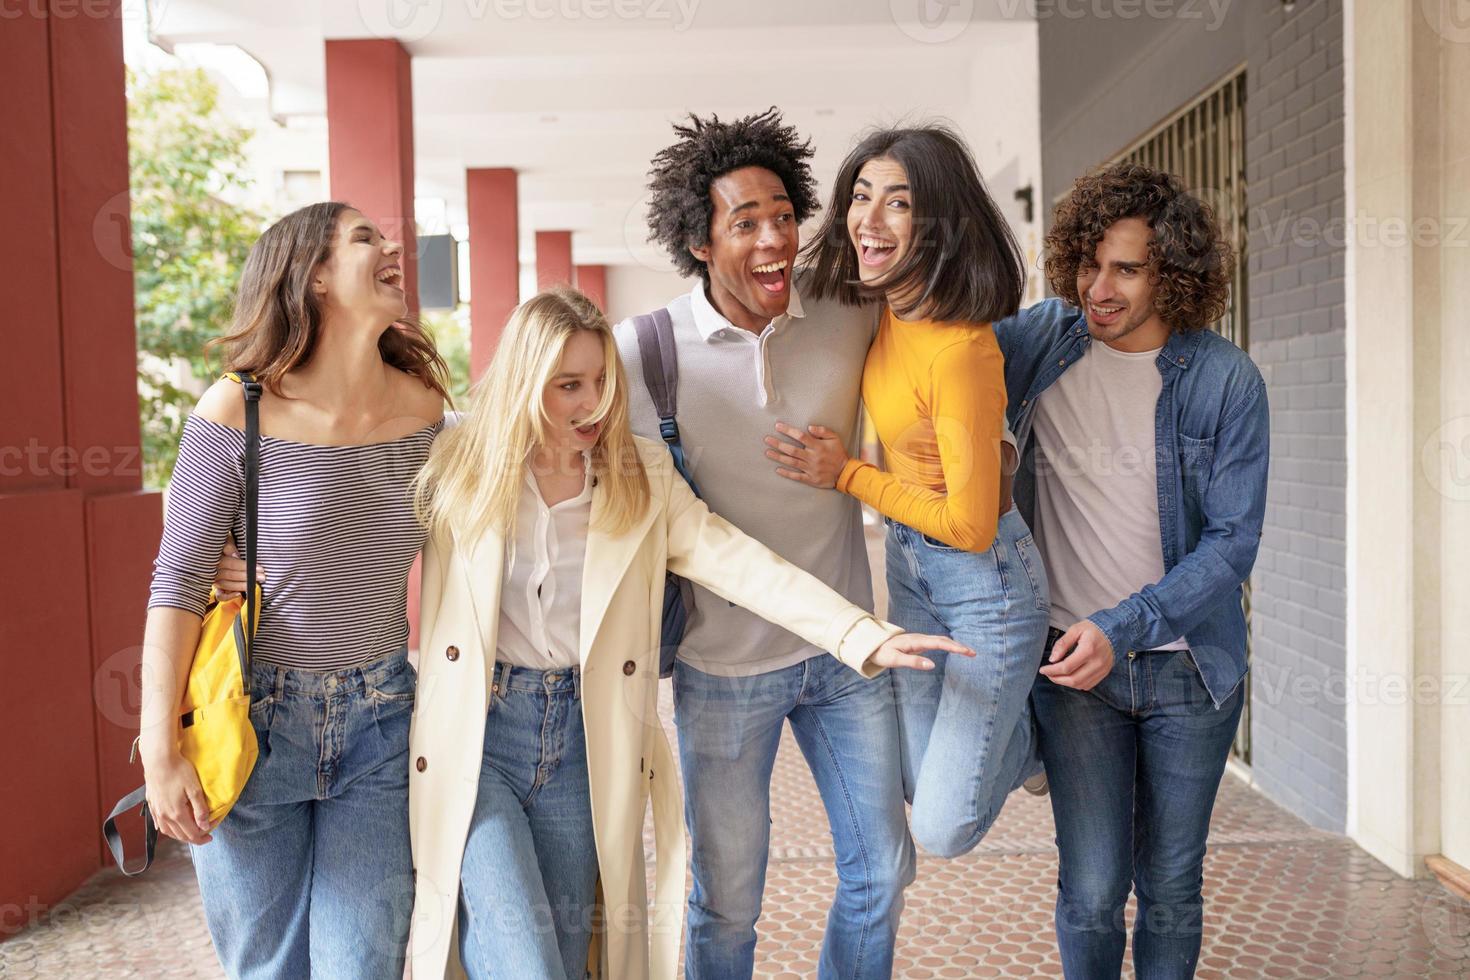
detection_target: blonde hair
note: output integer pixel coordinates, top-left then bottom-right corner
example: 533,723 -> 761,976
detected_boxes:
414,287 -> 648,542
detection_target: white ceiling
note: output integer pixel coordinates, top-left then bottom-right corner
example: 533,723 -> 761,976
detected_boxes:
149,0 -> 1041,269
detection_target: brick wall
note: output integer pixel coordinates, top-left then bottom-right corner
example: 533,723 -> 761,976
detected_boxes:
1037,0 -> 1350,831
1242,0 -> 1348,832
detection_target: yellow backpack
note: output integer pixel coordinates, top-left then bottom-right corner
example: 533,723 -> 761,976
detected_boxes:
104,372 -> 264,874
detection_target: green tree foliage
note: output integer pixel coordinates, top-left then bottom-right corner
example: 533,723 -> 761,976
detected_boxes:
419,306 -> 474,405
130,67 -> 264,488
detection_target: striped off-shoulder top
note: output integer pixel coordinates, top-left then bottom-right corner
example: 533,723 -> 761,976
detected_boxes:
148,413 -> 442,672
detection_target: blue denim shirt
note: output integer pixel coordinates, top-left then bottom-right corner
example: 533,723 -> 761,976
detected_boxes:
993,299 -> 1269,707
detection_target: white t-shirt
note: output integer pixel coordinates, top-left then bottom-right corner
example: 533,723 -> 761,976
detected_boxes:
1031,340 -> 1187,650
495,462 -> 592,670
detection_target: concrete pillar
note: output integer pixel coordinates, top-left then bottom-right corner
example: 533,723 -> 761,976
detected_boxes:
535,230 -> 574,291
325,39 -> 418,311
466,168 -> 519,377
1346,0 -> 1470,880
1,3 -> 161,929
575,264 -> 607,313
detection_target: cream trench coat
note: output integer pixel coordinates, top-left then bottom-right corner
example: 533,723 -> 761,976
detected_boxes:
406,437 -> 900,980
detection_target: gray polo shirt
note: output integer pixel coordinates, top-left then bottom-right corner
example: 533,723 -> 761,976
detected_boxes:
613,279 -> 880,677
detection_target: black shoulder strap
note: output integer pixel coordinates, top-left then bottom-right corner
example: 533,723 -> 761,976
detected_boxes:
238,372 -> 262,670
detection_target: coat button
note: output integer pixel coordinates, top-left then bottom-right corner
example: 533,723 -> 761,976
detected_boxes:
415,756 -> 427,772
622,660 -> 636,676
445,645 -> 459,661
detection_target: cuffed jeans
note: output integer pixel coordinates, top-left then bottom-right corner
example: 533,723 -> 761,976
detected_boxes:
457,662 -> 597,980
674,654 -> 915,980
190,649 -> 416,980
884,509 -> 1049,858
1032,632 -> 1245,979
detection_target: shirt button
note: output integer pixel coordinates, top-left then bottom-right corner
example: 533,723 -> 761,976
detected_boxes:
1059,359 -> 1066,366
445,645 -> 459,661
622,660 -> 636,676
415,757 -> 427,772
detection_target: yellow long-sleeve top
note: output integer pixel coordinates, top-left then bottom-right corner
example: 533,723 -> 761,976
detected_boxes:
836,308 -> 1006,553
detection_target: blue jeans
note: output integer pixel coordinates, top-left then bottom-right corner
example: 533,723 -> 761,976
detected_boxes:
1032,633 -> 1245,979
457,663 -> 597,980
190,649 -> 416,979
884,509 -> 1049,857
673,654 -> 915,980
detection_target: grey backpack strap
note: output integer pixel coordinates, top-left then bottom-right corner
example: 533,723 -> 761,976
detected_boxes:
633,308 -> 679,423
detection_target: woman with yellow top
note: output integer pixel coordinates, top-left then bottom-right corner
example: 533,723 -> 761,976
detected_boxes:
765,124 -> 1049,858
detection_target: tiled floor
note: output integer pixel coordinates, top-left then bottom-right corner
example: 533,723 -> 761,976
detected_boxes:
4,526 -> 1468,978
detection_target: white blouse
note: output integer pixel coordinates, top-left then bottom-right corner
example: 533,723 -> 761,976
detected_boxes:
495,460 -> 593,670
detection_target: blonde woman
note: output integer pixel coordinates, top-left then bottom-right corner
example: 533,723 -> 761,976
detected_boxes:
405,288 -> 965,980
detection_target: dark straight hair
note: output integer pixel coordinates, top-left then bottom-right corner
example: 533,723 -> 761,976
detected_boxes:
800,124 -> 1026,324
209,201 -> 450,400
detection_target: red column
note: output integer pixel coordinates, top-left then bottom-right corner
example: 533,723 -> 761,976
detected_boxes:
325,39 -> 426,651
536,230 -> 574,290
1,3 -> 161,929
325,39 -> 418,311
575,264 -> 608,313
467,168 -> 519,378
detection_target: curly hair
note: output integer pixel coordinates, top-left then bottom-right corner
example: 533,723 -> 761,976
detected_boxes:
645,108 -> 820,280
1045,162 -> 1234,332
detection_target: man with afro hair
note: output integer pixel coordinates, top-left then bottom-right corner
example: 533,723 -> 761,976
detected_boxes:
612,108 -> 918,980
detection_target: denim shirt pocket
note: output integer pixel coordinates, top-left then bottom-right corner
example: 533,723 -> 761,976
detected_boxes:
1177,433 -> 1216,500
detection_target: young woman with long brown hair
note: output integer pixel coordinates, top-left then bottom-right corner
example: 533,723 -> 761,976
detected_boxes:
139,201 -> 448,978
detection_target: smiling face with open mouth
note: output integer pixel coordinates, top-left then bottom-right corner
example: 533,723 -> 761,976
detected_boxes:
846,157 -> 914,293
541,329 -> 608,456
313,209 -> 408,323
689,166 -> 799,333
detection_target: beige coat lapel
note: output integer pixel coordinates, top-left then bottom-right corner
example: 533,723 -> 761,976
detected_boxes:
452,523 -> 506,684
579,480 -> 658,666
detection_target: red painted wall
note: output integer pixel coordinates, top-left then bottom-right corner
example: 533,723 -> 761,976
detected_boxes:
1,3 -> 161,934
467,168 -> 520,379
575,265 -> 608,313
0,492 -> 98,934
535,230 -> 574,290
325,39 -> 419,312
2,10 -> 65,497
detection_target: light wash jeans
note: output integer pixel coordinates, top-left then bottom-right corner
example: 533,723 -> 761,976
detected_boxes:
190,649 -> 416,979
885,508 -> 1049,857
457,662 -> 597,980
1032,631 -> 1244,979
673,654 -> 915,980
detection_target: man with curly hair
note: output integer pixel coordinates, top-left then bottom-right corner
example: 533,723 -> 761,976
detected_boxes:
613,109 -> 917,979
994,161 -> 1269,978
